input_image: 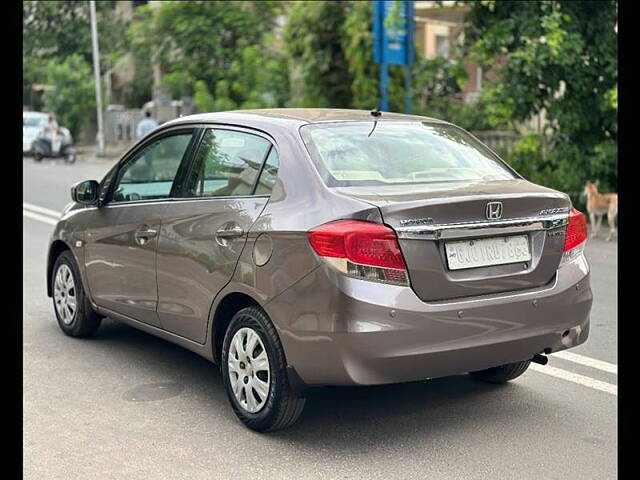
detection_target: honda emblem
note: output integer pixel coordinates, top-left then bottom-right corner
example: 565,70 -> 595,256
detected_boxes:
486,202 -> 503,220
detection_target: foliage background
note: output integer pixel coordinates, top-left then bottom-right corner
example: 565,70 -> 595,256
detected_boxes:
23,0 -> 617,204
465,0 -> 617,204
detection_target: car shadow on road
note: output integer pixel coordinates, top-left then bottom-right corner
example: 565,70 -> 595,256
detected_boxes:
93,318 -> 539,448
274,378 -> 529,450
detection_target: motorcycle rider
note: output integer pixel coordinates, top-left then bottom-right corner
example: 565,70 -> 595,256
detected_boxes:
43,113 -> 61,154
32,112 -> 76,163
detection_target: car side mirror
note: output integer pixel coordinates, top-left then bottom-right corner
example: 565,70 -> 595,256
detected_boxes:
71,180 -> 99,205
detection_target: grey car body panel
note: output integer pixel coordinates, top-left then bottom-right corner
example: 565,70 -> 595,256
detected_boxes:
266,255 -> 591,385
46,109 -> 592,388
156,196 -> 270,343
82,203 -> 162,327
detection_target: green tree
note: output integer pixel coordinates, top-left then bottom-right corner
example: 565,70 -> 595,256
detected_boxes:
41,54 -> 95,137
23,1 -> 126,108
162,71 -> 196,100
465,0 -> 618,198
229,45 -> 290,109
23,1 -> 126,64
212,82 -> 237,112
193,80 -> 216,113
284,1 -> 354,107
129,1 -> 282,107
341,1 -> 379,109
411,57 -> 467,119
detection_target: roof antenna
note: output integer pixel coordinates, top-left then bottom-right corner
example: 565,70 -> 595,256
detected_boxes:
368,107 -> 381,137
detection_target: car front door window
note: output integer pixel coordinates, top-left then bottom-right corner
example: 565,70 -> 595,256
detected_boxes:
111,132 -> 192,203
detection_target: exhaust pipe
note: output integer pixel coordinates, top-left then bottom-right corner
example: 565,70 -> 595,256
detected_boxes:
531,353 -> 548,365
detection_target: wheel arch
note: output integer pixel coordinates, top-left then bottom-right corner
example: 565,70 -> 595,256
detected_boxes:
210,291 -> 264,364
46,240 -> 71,297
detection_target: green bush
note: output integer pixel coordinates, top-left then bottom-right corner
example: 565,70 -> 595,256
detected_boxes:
41,54 -> 95,138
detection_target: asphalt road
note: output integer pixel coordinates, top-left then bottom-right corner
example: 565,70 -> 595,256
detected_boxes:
23,157 -> 617,479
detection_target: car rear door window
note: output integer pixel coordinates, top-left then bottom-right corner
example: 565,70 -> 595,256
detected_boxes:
111,132 -> 192,202
182,129 -> 272,198
255,148 -> 279,195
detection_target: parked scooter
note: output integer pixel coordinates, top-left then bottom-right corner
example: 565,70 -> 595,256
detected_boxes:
33,127 -> 76,164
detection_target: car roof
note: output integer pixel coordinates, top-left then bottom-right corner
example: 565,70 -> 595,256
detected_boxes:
163,108 -> 450,129
23,111 -> 48,118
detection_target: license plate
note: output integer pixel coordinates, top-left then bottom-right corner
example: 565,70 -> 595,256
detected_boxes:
445,235 -> 531,271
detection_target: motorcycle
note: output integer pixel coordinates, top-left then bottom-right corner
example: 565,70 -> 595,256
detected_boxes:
32,127 -> 77,164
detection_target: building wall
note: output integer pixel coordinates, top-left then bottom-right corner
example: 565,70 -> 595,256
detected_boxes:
414,3 -> 483,104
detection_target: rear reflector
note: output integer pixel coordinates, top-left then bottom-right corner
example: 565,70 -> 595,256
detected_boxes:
560,208 -> 587,265
308,220 -> 409,285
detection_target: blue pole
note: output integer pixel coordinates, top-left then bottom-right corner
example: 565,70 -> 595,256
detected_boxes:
405,0 -> 414,114
381,62 -> 389,111
404,64 -> 411,114
379,1 -> 388,111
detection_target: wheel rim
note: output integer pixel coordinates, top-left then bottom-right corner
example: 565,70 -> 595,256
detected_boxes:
228,327 -> 271,413
53,264 -> 77,325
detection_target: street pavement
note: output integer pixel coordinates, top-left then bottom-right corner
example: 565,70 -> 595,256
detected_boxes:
23,157 -> 617,479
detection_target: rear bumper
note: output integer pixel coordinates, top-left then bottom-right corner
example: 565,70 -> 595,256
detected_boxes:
267,255 -> 592,386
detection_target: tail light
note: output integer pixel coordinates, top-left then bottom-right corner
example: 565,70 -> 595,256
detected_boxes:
308,220 -> 409,286
560,208 -> 587,266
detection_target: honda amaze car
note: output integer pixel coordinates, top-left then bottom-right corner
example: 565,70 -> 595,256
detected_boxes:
47,109 -> 592,432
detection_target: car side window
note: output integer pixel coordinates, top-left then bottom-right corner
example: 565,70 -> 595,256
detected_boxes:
111,132 -> 192,203
255,148 -> 279,195
182,129 -> 271,198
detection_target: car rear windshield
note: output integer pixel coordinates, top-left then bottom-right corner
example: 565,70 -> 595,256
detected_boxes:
299,121 -> 516,186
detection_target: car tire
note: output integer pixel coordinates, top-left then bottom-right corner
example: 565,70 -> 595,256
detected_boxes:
51,250 -> 102,337
221,306 -> 306,432
34,152 -> 43,162
64,153 -> 76,164
469,360 -> 531,384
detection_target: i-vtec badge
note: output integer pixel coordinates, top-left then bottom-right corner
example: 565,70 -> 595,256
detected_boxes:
399,217 -> 434,227
485,202 -> 503,220
539,207 -> 569,216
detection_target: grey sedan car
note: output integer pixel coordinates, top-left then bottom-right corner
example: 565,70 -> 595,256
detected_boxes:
47,109 -> 592,431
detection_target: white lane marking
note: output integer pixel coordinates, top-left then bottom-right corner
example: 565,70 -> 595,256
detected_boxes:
23,209 -> 57,226
530,363 -> 617,396
551,351 -> 617,375
23,202 -> 60,219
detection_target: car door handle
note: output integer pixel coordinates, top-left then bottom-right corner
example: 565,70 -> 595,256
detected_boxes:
215,225 -> 245,239
134,227 -> 158,245
135,228 -> 158,238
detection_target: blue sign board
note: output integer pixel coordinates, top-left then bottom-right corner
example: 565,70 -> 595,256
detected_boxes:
373,0 -> 414,66
373,1 -> 415,112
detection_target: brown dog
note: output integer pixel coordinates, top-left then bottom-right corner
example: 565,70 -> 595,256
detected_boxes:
583,180 -> 618,241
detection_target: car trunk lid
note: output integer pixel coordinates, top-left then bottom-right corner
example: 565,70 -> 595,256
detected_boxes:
335,179 -> 571,302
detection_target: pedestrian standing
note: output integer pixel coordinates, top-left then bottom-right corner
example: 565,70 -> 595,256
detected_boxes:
136,110 -> 159,140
